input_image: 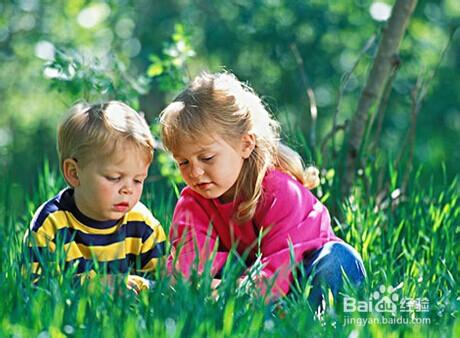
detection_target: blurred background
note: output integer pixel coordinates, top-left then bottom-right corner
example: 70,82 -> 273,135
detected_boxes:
1,0 -> 459,215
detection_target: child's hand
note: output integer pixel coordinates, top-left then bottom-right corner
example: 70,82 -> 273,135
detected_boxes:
237,275 -> 255,295
210,278 -> 222,299
211,278 -> 222,289
237,274 -> 262,291
126,275 -> 155,295
237,273 -> 276,302
97,274 -> 154,295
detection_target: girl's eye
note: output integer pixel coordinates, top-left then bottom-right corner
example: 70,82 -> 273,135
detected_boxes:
202,156 -> 214,162
134,179 -> 143,184
178,160 -> 188,166
106,176 -> 121,182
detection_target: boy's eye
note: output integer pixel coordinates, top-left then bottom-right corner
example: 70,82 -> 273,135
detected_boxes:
178,160 -> 188,166
106,176 -> 121,182
134,179 -> 144,184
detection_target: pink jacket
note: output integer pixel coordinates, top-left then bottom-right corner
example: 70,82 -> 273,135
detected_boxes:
168,169 -> 341,296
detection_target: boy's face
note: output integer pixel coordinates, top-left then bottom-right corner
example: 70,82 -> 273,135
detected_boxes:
172,133 -> 254,203
73,142 -> 150,221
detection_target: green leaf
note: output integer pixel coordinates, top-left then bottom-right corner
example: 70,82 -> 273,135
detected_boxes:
147,62 -> 164,77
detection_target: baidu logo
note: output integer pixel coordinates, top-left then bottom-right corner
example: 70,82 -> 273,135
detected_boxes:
344,284 -> 429,314
372,285 -> 399,313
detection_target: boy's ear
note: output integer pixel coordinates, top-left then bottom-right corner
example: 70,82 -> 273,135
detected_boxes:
240,133 -> 256,159
62,158 -> 80,187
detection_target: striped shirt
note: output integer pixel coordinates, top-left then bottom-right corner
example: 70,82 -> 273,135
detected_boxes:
27,188 -> 167,279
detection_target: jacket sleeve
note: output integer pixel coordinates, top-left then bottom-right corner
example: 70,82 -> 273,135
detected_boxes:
167,191 -> 228,278
255,178 -> 338,297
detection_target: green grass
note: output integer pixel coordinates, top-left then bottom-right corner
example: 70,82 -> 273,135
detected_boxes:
0,161 -> 458,338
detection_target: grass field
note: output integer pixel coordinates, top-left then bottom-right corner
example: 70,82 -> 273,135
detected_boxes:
0,160 -> 458,337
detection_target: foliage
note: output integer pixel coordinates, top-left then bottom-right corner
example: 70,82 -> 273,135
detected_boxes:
1,161 -> 458,337
44,48 -> 149,110
1,0 -> 459,191
147,23 -> 196,92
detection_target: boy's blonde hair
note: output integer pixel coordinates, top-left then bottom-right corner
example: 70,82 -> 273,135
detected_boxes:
160,72 -> 319,223
58,101 -> 154,173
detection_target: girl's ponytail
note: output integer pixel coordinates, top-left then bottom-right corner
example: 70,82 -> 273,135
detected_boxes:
275,143 -> 320,190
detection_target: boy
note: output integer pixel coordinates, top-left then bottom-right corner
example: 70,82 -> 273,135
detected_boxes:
27,101 -> 166,292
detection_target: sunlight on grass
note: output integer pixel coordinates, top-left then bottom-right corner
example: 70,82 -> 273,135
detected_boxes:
0,161 -> 458,337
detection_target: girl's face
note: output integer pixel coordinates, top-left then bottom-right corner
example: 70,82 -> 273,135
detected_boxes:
173,133 -> 255,203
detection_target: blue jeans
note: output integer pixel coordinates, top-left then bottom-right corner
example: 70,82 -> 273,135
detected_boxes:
298,241 -> 366,309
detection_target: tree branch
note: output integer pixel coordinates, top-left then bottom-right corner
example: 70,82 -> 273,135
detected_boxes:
343,0 -> 417,195
290,43 -> 318,149
367,55 -> 400,153
400,25 -> 459,191
323,34 -> 376,164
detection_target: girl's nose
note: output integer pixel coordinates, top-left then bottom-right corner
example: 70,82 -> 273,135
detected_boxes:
190,164 -> 204,178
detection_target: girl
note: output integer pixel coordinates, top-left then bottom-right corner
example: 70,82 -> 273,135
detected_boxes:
160,71 -> 365,305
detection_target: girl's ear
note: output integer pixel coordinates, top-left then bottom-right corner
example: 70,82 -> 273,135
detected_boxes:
63,158 -> 80,187
240,134 -> 256,159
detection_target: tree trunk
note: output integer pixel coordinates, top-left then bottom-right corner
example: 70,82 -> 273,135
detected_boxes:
343,0 -> 417,195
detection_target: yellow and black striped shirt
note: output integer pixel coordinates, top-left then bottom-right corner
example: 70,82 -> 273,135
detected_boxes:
27,188 -> 167,279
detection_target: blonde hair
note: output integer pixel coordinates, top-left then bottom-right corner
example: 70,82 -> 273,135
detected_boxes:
160,72 -> 319,223
57,101 -> 155,174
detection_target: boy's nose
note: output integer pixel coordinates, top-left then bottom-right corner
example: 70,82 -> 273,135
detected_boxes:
120,183 -> 133,195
